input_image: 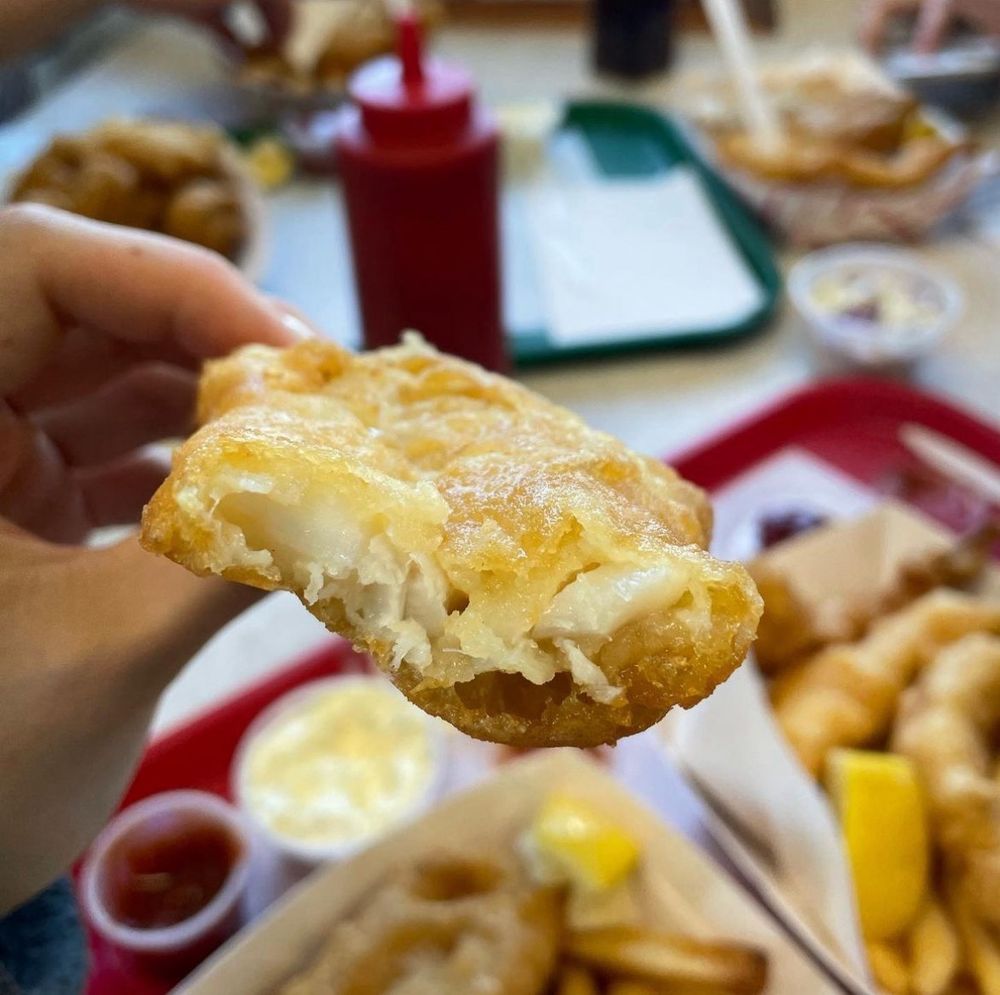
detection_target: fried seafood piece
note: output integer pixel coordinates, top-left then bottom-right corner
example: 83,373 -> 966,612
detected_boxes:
689,51 -> 916,153
313,0 -> 396,84
240,0 -> 442,92
94,118 -> 222,182
554,965 -> 600,995
141,337 -> 761,747
317,0 -> 442,82
10,135 -> 84,195
770,591 -> 1000,777
753,524 -> 999,676
894,634 -> 1000,927
716,130 -> 964,188
9,119 -> 247,258
750,564 -> 858,676
163,178 -> 245,259
277,855 -> 562,995
716,132 -> 840,184
885,523 -> 1000,613
241,50 -> 314,94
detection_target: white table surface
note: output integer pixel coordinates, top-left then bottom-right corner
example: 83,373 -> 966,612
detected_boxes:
4,6 -> 1000,734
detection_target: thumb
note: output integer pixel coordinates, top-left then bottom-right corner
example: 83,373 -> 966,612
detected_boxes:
0,526 -> 260,702
88,537 -> 262,697
0,527 -> 259,914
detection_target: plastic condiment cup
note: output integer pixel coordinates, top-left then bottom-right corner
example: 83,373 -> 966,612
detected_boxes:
232,675 -> 448,868
788,244 -> 963,369
80,790 -> 252,976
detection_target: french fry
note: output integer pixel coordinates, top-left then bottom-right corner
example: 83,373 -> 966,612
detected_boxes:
867,940 -> 910,995
566,878 -> 642,931
909,896 -> 960,995
949,886 -> 1000,995
565,926 -> 767,994
556,963 -> 601,995
945,977 -> 981,995
605,982 -> 664,995
616,986 -> 741,995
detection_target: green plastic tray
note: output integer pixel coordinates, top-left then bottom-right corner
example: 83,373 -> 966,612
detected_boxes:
509,101 -> 781,365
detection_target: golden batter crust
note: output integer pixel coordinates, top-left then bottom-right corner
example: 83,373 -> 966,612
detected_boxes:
141,336 -> 760,746
277,854 -> 561,995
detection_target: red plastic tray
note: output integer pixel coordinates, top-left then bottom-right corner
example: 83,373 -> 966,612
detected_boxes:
79,377 -> 1000,993
672,378 -> 1000,492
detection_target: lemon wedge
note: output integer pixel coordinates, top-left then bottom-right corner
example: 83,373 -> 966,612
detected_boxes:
827,749 -> 929,940
526,793 -> 640,892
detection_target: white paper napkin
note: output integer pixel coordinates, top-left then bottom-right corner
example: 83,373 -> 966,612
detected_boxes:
528,166 -> 766,346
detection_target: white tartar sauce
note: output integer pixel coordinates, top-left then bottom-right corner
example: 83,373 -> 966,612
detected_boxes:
241,681 -> 437,848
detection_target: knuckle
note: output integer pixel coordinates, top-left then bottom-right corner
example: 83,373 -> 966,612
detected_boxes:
0,202 -> 55,238
183,242 -> 239,284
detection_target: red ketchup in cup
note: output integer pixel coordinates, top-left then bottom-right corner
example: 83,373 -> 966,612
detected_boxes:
81,791 -> 252,976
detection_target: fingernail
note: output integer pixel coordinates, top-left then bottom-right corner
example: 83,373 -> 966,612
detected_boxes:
279,310 -> 318,342
267,295 -> 320,343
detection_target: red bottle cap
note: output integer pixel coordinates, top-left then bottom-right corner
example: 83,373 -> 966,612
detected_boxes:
348,11 -> 473,146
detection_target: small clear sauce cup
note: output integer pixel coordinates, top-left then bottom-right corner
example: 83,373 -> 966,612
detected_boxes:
80,790 -> 252,976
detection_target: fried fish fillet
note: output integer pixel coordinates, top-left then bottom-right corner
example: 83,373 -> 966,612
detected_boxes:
278,855 -> 561,995
771,590 -> 1000,777
752,523 -> 1000,676
141,336 -> 761,746
893,634 -> 1000,927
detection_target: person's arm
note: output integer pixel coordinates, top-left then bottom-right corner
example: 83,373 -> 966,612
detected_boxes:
0,0 -> 102,61
0,205 -> 307,914
0,0 -> 290,62
862,0 -> 1000,53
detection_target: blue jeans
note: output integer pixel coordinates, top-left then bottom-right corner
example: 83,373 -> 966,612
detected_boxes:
0,879 -> 86,995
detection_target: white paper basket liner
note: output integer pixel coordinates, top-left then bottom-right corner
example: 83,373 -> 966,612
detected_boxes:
719,152 -> 997,248
668,664 -> 872,993
667,502 -> 1000,995
176,752 -> 838,994
678,55 -> 999,246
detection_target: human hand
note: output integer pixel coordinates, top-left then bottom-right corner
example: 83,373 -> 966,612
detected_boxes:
127,0 -> 292,51
861,0 -> 1000,53
0,205 -> 307,912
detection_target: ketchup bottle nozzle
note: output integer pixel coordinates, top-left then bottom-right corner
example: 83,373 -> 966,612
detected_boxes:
397,9 -> 425,86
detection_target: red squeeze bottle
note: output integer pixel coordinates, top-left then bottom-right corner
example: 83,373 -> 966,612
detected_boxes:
336,13 -> 506,371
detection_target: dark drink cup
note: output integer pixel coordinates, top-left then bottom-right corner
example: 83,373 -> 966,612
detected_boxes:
592,0 -> 676,79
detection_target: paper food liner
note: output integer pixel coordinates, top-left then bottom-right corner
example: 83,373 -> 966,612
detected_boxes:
677,50 -> 999,247
230,0 -> 439,111
668,502 -> 1000,994
716,151 -> 997,249
681,117 -> 999,248
177,752 -> 835,994
229,1 -> 351,110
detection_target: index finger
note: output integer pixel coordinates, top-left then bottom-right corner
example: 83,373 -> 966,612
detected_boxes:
914,0 -> 955,52
0,205 -> 306,396
860,0 -> 888,50
859,0 -> 910,51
